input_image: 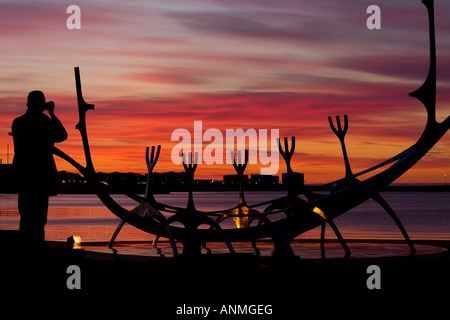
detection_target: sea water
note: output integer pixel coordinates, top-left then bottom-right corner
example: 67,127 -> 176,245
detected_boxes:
0,192 -> 449,242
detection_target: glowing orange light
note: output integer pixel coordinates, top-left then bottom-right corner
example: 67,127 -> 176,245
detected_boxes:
312,207 -> 327,220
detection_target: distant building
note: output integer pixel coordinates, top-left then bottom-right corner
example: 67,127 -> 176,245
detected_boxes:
193,179 -> 222,189
58,171 -> 85,184
97,172 -> 146,186
223,174 -> 248,186
282,172 -> 304,188
152,171 -> 187,185
250,174 -> 279,186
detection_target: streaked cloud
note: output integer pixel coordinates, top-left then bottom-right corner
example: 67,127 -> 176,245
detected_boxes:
0,0 -> 449,183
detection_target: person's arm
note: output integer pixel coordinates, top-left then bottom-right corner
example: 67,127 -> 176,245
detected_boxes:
47,101 -> 68,143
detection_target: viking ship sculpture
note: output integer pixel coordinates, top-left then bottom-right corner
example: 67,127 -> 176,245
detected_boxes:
53,0 -> 449,257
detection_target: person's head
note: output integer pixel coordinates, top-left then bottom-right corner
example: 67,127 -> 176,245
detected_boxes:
27,90 -> 46,114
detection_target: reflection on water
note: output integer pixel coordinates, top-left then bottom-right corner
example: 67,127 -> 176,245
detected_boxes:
83,241 -> 446,260
1,192 -> 449,242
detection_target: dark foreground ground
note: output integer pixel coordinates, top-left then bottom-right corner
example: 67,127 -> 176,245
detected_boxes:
1,230 -> 449,318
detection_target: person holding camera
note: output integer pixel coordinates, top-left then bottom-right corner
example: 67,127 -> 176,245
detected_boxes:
11,90 -> 68,246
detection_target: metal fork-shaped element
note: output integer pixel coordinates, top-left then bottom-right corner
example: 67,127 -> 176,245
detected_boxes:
329,114 -> 348,138
328,115 -> 354,181
215,149 -> 264,228
146,145 -> 161,173
231,150 -> 249,206
229,149 -> 294,256
109,145 -> 178,256
231,149 -> 248,173
182,152 -> 198,177
278,136 -> 300,197
182,152 -> 198,211
176,152 -> 235,254
145,145 -> 161,201
278,136 -> 295,174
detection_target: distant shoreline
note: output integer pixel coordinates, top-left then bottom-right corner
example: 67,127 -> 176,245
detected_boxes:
1,164 -> 448,194
0,183 -> 448,194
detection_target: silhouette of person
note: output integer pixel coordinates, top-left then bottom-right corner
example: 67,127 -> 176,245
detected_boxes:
11,91 -> 67,246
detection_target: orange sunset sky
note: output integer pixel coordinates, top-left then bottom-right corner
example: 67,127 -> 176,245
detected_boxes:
0,0 -> 449,184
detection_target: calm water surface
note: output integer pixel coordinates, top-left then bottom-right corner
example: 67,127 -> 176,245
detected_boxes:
0,192 -> 449,242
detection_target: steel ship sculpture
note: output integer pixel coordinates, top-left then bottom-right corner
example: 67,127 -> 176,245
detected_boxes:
53,0 -> 449,257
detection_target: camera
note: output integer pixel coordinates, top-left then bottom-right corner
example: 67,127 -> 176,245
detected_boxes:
45,101 -> 54,110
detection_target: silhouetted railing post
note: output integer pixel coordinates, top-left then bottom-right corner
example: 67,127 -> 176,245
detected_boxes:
278,136 -> 295,174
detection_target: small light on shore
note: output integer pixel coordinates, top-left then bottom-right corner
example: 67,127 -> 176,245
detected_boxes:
67,235 -> 82,248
